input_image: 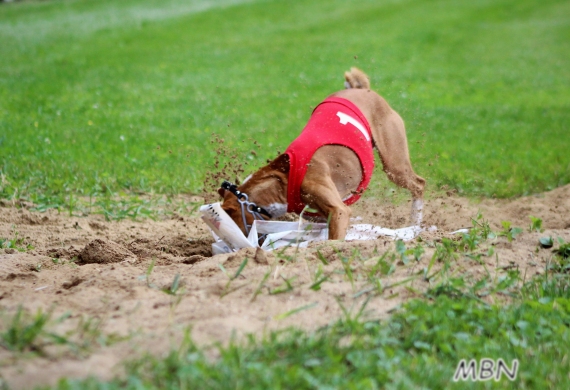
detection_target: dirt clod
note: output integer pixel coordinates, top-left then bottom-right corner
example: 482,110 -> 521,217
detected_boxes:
89,221 -> 108,231
181,255 -> 206,264
62,276 -> 84,289
253,247 -> 268,265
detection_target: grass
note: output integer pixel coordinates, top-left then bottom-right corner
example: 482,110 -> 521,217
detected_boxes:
0,306 -> 124,357
0,306 -> 53,353
0,227 -> 34,252
1,0 -> 570,213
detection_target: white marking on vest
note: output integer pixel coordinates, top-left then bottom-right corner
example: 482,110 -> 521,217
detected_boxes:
336,112 -> 370,141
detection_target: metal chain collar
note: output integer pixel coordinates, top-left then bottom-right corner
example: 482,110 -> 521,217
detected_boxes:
221,181 -> 272,236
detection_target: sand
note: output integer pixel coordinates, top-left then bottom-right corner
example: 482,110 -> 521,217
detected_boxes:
1,185 -> 569,389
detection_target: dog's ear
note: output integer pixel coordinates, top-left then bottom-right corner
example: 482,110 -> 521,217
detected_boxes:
221,204 -> 238,217
217,187 -> 226,198
269,153 -> 290,174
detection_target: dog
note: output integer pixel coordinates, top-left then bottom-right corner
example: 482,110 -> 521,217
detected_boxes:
218,68 -> 425,240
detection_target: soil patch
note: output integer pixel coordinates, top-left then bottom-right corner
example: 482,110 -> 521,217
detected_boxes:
0,185 -> 569,389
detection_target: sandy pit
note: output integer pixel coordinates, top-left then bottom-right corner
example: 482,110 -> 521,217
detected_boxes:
1,185 -> 569,388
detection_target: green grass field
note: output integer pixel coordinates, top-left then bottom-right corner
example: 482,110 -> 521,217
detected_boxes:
1,0 -> 570,388
1,0 -> 569,207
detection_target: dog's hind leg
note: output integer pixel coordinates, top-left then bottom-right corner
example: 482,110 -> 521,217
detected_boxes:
372,111 -> 426,227
386,164 -> 425,227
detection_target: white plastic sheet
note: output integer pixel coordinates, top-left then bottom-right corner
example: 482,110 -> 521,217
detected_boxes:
345,224 -> 422,241
200,203 -> 423,254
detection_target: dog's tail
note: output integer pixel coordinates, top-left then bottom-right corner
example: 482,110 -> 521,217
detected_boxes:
344,67 -> 370,89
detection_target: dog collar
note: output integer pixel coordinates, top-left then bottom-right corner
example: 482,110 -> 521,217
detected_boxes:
220,181 -> 272,235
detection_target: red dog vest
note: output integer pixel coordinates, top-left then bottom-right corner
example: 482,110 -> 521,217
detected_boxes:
285,96 -> 375,214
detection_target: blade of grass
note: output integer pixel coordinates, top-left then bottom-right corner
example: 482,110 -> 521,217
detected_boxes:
274,302 -> 318,320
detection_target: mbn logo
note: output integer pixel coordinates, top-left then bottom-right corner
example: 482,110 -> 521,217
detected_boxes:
453,358 -> 519,382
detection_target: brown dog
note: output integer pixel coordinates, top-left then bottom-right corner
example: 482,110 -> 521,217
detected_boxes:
218,68 -> 425,240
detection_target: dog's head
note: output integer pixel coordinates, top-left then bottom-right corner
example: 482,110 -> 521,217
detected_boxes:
217,185 -> 252,235
218,154 -> 290,236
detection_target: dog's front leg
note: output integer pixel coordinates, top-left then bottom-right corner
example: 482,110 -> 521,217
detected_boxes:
300,177 -> 351,240
309,198 -> 352,240
325,203 -> 352,240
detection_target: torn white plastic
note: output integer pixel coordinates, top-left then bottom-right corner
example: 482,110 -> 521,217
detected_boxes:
253,220 -> 329,251
200,203 -> 426,254
345,224 -> 422,241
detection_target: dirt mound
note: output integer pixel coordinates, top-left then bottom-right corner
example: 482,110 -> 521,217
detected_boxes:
78,239 -> 137,264
0,184 -> 569,389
